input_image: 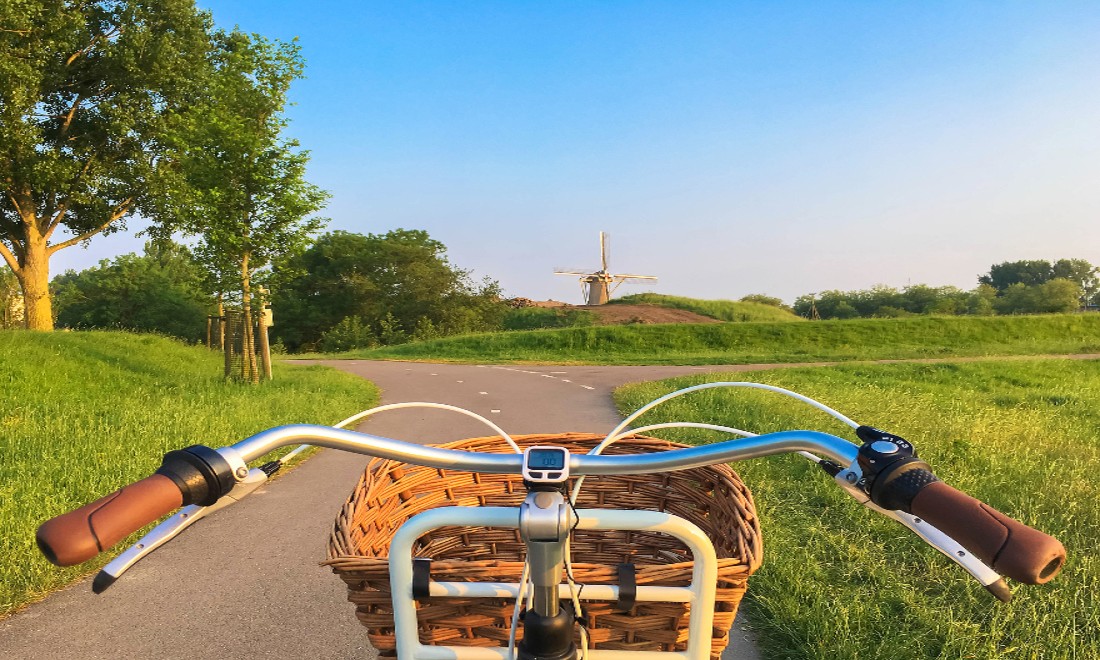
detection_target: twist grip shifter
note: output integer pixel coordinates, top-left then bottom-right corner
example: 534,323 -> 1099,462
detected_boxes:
854,426 -> 939,512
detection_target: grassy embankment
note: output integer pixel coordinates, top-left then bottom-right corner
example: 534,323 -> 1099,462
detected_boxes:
0,330 -> 378,618
611,292 -> 804,322
343,314 -> 1100,364
615,359 -> 1098,660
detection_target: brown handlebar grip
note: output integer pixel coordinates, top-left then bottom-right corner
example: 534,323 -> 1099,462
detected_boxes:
36,474 -> 184,567
910,480 -> 1065,584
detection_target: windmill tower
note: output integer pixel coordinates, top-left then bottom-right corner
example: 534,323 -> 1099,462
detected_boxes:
554,232 -> 657,305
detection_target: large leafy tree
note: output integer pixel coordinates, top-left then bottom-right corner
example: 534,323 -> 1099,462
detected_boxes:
153,30 -> 328,379
980,258 -> 1097,309
979,260 -> 1056,291
274,230 -> 506,351
0,0 -> 213,330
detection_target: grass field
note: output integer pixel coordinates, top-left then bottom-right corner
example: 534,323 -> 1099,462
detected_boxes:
614,359 -> 1098,660
0,330 -> 378,618
345,313 -> 1100,364
611,293 -> 804,322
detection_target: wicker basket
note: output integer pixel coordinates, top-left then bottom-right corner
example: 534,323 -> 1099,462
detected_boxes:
326,433 -> 762,659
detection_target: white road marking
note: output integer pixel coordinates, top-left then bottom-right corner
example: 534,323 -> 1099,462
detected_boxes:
430,373 -> 437,376
457,380 -> 464,383
490,409 -> 501,413
478,364 -> 598,392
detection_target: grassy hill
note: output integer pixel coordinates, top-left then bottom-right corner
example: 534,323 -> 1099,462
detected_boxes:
0,330 -> 378,617
349,313 -> 1100,364
614,358 -> 1099,659
610,293 -> 804,323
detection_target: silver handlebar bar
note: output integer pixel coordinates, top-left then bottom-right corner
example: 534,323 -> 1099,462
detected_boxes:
226,424 -> 860,473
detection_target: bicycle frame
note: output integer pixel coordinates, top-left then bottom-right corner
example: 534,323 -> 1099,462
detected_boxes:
390,505 -> 718,660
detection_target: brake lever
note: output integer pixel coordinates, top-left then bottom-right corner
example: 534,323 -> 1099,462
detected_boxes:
831,461 -> 1012,602
92,467 -> 269,593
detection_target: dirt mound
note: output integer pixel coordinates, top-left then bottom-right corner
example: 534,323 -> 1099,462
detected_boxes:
579,304 -> 719,325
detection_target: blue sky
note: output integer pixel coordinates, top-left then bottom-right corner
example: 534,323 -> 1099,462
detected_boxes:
56,1 -> 1100,303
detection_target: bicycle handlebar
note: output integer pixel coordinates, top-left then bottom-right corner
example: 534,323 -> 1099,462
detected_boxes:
34,424 -> 1066,589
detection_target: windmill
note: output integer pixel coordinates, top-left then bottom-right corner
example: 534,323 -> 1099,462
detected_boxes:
554,232 -> 657,305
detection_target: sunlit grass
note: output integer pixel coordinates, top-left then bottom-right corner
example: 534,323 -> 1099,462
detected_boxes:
614,359 -> 1099,659
341,313 -> 1100,364
610,293 -> 804,323
0,330 -> 378,617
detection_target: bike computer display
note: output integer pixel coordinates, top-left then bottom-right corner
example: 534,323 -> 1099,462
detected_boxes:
522,446 -> 570,483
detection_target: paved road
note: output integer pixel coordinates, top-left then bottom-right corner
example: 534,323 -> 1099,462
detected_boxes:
2,360 -> 780,660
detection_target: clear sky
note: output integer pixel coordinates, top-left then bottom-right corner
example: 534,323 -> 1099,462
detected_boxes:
53,1 -> 1100,304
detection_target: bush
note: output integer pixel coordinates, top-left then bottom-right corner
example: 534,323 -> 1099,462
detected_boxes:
739,293 -> 787,308
318,316 -> 377,352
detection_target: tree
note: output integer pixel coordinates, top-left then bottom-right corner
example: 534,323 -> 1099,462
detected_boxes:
52,241 -> 211,341
995,279 -> 1082,315
979,260 -> 1055,291
275,230 -> 506,351
1,266 -> 22,328
966,284 -> 997,316
0,1 -> 213,329
1052,259 -> 1098,307
153,30 -> 328,379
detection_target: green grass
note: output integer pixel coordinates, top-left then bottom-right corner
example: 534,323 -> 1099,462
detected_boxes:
614,359 -> 1098,660
502,306 -> 596,330
611,292 -> 804,323
0,330 -> 378,618
338,313 -> 1100,364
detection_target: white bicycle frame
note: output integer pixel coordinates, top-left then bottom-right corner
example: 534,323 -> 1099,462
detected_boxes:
390,506 -> 718,660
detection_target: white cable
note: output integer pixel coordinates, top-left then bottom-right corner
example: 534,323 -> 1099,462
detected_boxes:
563,537 -> 589,660
571,422 -> 755,504
606,382 -> 859,449
330,401 -> 522,453
276,400 -> 524,466
507,560 -> 531,659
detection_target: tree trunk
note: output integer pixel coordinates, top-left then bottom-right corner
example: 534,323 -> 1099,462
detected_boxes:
217,297 -> 225,351
19,223 -> 54,331
240,251 -> 258,384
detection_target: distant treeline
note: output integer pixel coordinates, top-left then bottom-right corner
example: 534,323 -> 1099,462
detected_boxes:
792,259 -> 1097,319
40,237 -> 1099,349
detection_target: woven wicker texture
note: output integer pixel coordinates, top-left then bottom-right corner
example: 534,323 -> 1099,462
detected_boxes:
326,432 -> 763,658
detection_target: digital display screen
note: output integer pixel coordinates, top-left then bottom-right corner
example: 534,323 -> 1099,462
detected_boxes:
528,448 -> 565,470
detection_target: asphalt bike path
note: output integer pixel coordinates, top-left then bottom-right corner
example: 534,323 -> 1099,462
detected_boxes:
5,353 -> 1095,658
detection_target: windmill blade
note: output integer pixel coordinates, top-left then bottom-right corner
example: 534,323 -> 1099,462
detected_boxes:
554,268 -> 593,276
600,232 -> 610,272
614,274 -> 658,280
